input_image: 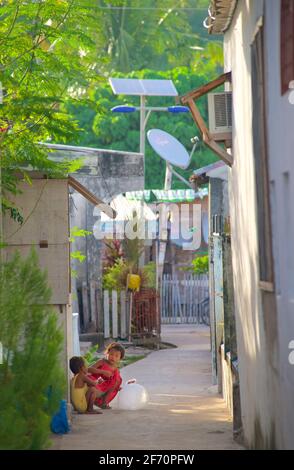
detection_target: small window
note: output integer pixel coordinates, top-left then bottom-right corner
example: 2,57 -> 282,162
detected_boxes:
281,0 -> 294,94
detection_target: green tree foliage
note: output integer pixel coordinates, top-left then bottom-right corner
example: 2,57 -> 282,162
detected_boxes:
0,0 -> 107,213
0,250 -> 65,449
92,0 -> 222,72
0,1 -> 223,204
96,0 -> 204,72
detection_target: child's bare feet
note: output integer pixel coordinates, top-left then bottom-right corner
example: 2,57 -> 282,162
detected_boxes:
100,403 -> 111,409
85,410 -> 103,414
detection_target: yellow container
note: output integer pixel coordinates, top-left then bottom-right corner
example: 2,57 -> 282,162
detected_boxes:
127,274 -> 141,291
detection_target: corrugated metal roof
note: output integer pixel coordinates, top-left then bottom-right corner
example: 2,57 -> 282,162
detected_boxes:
204,0 -> 237,34
193,160 -> 226,177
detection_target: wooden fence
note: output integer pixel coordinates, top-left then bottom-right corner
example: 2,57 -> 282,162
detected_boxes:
77,281 -> 102,333
103,290 -> 129,340
103,288 -> 160,342
161,273 -> 209,324
78,275 -> 208,338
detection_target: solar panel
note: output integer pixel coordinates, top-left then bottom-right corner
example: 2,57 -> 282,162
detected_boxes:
109,78 -> 178,96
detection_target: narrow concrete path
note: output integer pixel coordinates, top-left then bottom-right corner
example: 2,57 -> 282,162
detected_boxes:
52,325 -> 242,450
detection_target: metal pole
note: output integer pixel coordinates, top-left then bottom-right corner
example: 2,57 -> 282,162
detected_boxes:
155,206 -> 159,291
156,162 -> 173,303
140,95 -> 146,191
164,162 -> 173,191
140,95 -> 146,156
139,95 -> 146,267
170,166 -> 194,188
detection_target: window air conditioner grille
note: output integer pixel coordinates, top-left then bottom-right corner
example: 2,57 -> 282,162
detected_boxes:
208,92 -> 232,134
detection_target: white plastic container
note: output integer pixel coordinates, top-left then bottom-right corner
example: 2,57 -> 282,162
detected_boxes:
117,379 -> 149,410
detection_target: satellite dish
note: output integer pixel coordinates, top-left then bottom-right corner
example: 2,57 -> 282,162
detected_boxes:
147,129 -> 191,169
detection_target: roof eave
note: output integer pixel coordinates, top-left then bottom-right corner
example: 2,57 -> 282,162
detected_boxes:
205,0 -> 237,35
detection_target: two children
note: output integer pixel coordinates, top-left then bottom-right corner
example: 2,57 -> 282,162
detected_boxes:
69,342 -> 124,414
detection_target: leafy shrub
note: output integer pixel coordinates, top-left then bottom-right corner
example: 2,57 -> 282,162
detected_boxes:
191,255 -> 209,274
103,239 -> 124,269
0,250 -> 65,449
102,259 -> 156,292
83,344 -> 99,366
70,226 -> 92,278
102,259 -> 128,291
141,262 -> 156,289
102,215 -> 155,291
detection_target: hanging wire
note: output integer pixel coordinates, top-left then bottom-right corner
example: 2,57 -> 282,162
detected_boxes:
92,5 -> 208,11
203,5 -> 215,29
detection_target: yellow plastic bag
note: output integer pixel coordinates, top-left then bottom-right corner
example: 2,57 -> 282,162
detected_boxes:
127,274 -> 141,291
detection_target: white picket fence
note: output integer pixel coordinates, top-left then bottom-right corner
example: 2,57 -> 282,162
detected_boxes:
103,274 -> 209,337
161,273 -> 209,324
103,290 -> 129,339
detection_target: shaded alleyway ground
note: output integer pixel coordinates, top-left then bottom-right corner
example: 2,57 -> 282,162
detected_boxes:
52,325 -> 243,450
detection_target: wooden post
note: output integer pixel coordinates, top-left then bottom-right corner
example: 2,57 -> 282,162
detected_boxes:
181,72 -> 231,103
120,291 -> 127,339
176,278 -> 182,322
171,274 -> 175,322
90,280 -> 97,330
128,291 -> 133,342
103,290 -> 110,339
82,282 -> 90,331
186,99 -> 233,167
96,284 -> 103,335
112,290 -> 118,339
161,274 -> 165,324
183,273 -> 187,322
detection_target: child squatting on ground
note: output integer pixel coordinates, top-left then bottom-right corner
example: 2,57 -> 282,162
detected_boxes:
87,342 -> 124,409
69,356 -> 104,414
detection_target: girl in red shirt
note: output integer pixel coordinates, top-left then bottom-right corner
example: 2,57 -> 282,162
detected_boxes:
88,342 -> 124,409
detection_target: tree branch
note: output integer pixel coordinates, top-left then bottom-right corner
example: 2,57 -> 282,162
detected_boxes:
0,0 -> 21,45
3,0 -> 76,69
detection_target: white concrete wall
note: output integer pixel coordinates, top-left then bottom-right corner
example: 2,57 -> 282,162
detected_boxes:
3,178 -> 72,398
3,179 -> 70,304
264,0 -> 294,449
224,0 -> 285,449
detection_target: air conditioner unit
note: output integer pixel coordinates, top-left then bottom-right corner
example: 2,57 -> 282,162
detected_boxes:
208,91 -> 232,142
